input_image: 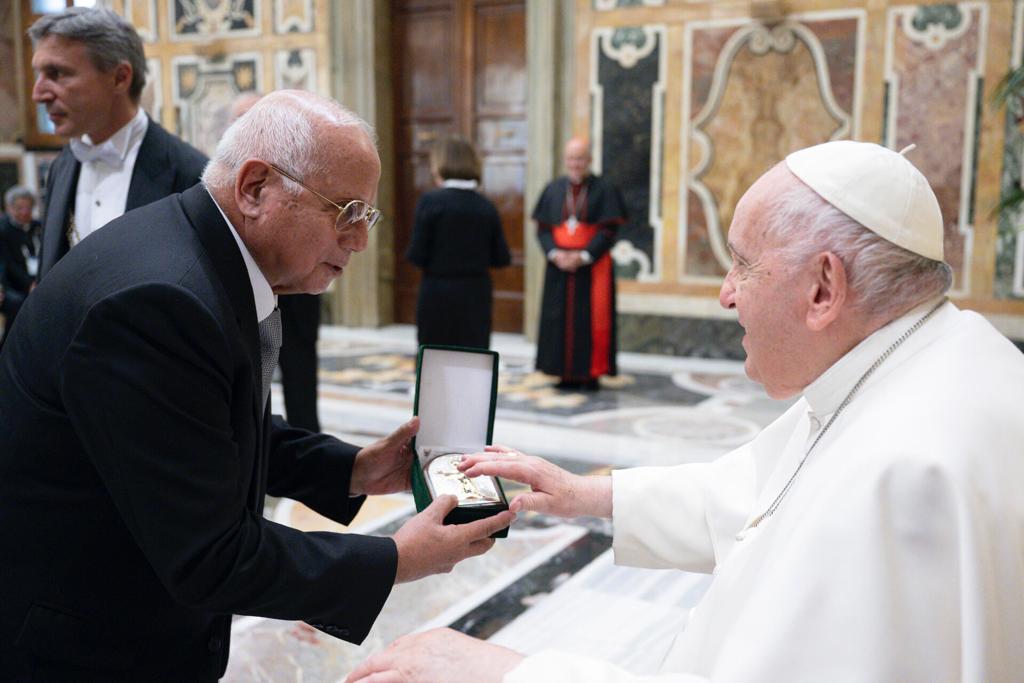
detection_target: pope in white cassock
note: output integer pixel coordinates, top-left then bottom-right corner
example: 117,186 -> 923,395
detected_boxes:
347,141 -> 1024,683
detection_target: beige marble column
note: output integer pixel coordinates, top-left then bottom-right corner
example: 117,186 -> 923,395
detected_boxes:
524,0 -> 574,341
327,0 -> 394,327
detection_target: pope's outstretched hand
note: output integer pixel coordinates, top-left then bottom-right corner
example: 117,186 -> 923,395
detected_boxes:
458,445 -> 612,519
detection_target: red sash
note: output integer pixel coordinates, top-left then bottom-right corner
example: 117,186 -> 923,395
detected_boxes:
551,221 -> 612,377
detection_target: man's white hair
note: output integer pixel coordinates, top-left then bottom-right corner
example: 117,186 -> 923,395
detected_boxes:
764,173 -> 953,321
201,90 -> 376,195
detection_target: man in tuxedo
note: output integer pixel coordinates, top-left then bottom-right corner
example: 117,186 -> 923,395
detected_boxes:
0,90 -> 513,681
0,186 -> 42,344
28,6 -> 207,281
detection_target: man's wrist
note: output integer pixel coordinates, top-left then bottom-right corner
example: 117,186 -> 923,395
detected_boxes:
348,449 -> 366,496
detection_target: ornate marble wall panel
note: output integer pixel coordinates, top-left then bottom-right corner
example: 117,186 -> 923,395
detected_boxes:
173,54 -> 262,156
594,0 -> 665,9
997,0 -> 1024,299
0,2 -> 18,144
275,0 -> 315,33
591,25 -> 666,282
681,12 -> 862,283
275,48 -> 317,91
170,0 -> 260,40
102,0 -> 159,43
883,3 -> 987,295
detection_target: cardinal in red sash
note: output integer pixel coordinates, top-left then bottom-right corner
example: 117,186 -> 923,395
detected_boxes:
531,137 -> 627,390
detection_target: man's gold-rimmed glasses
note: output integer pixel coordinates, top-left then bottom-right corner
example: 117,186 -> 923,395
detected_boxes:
269,162 -> 382,232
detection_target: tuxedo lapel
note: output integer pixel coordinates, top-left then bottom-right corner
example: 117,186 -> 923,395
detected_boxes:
126,119 -> 175,211
179,185 -> 270,511
179,186 -> 264,425
38,151 -> 80,280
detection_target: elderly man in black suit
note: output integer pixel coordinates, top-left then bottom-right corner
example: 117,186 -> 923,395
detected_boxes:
0,185 -> 42,345
0,90 -> 513,682
28,6 -> 207,280
231,91 -> 324,432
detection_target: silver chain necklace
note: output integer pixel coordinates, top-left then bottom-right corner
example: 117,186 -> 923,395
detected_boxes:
744,298 -> 947,532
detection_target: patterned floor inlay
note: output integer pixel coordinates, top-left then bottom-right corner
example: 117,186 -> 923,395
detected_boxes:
318,351 -> 710,418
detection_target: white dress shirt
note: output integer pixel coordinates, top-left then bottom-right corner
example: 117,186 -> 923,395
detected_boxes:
71,107 -> 149,245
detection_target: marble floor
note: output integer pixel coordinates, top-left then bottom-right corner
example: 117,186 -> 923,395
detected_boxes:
225,325 -> 790,682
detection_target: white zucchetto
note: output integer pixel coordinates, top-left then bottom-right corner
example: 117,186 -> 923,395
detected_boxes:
785,140 -> 945,262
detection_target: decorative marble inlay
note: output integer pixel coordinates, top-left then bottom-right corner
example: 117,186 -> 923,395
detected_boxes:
594,0 -> 665,10
316,349 -> 707,421
591,25 -> 666,282
906,3 -> 968,50
172,54 -> 262,155
997,0 -> 1024,299
274,0 -> 314,33
884,2 -> 986,295
634,409 -> 759,446
610,240 -> 653,280
618,313 -> 744,360
116,0 -> 159,43
682,14 -> 862,282
275,48 -> 317,91
170,0 -> 259,40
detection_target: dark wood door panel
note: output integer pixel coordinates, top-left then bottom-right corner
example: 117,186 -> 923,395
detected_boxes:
392,0 -> 525,334
474,2 -> 527,116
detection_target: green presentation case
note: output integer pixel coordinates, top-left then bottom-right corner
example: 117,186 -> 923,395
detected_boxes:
410,345 -> 509,538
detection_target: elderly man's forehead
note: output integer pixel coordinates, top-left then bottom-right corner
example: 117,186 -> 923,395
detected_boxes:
318,121 -> 376,157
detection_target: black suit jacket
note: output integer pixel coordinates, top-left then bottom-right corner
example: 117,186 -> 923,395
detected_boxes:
37,116 -> 208,281
0,185 -> 398,681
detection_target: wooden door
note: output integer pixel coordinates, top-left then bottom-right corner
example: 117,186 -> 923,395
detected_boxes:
392,0 -> 526,333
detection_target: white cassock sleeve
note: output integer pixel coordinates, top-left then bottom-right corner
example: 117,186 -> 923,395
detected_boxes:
611,444 -> 757,572
504,449 -> 1012,682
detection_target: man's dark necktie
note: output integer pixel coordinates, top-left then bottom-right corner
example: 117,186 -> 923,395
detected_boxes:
258,308 -> 282,409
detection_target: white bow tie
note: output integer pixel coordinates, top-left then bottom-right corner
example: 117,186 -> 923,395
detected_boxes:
70,137 -> 124,167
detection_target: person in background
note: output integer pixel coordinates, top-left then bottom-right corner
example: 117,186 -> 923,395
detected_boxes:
532,137 -> 626,391
407,135 -> 511,349
231,90 -> 323,431
0,186 -> 42,347
346,141 -> 1024,683
28,6 -> 206,281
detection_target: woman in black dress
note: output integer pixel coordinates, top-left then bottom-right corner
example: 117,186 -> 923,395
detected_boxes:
407,136 -> 511,348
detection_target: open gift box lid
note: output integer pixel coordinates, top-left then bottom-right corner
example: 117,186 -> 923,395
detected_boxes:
410,345 -> 509,536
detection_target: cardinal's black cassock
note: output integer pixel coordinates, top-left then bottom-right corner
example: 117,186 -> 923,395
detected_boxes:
532,173 -> 627,384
